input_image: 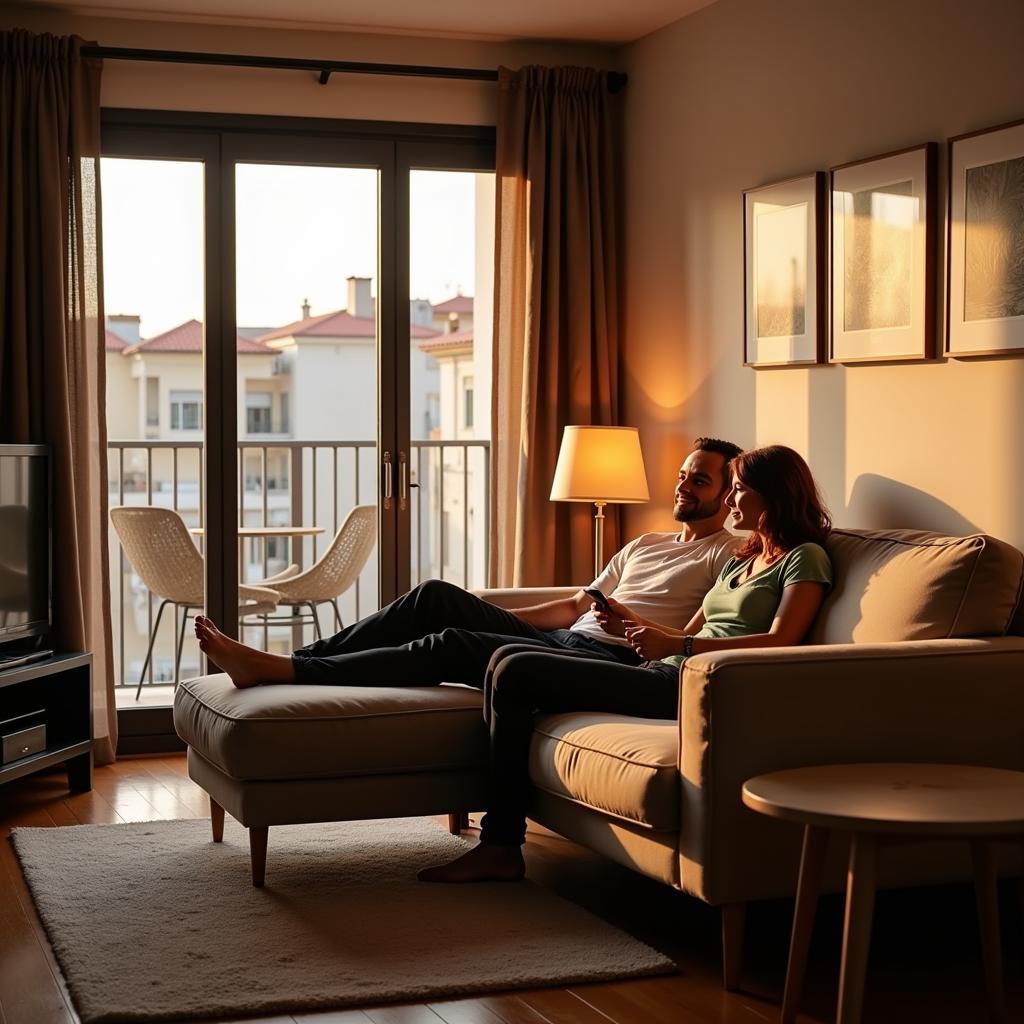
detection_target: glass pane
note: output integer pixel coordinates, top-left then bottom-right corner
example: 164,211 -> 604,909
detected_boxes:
234,163 -> 381,652
408,170 -> 494,589
101,157 -> 205,708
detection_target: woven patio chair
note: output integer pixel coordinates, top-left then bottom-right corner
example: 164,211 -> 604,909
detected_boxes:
266,504 -> 377,639
109,506 -> 281,698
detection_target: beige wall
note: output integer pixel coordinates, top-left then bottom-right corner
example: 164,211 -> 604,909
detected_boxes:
1,7 -> 615,124
104,351 -> 137,439
621,0 -> 1024,549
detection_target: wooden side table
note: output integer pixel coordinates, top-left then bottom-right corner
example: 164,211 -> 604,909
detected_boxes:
742,763 -> 1024,1024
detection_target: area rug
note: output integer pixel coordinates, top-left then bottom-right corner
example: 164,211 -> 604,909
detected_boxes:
11,817 -> 674,1023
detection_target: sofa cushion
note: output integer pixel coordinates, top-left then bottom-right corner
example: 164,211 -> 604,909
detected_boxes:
529,712 -> 679,831
174,674 -> 487,782
809,529 -> 1024,645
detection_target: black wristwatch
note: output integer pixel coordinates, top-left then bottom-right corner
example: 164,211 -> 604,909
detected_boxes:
682,635 -> 694,658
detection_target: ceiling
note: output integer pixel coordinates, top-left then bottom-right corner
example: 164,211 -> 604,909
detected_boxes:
18,0 -> 718,44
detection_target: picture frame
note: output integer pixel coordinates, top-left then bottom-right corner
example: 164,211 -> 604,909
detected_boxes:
947,117 -> 1024,358
830,143 -> 937,363
743,172 -> 826,367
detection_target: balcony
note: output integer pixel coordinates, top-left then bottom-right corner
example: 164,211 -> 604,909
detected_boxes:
108,439 -> 490,703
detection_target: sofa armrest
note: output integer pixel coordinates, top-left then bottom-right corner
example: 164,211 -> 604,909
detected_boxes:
472,586 -> 580,610
677,638 -> 1024,905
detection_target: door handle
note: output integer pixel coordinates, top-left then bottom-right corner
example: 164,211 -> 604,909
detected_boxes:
399,450 -> 408,511
382,450 -> 393,510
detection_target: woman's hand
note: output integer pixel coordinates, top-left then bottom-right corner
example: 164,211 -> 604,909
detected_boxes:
624,625 -> 684,661
592,597 -> 634,637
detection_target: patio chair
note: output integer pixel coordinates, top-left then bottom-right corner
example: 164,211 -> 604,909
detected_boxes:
265,504 -> 377,639
109,506 -> 281,698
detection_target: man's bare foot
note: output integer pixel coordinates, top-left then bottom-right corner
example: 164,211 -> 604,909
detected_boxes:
417,841 -> 525,883
194,615 -> 295,688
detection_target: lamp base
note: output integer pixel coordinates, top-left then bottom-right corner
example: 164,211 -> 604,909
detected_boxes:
592,501 -> 607,579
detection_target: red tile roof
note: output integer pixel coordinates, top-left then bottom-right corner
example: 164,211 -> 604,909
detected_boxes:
418,327 -> 474,353
123,319 -> 272,355
258,309 -> 437,342
432,295 -> 473,315
105,329 -> 128,351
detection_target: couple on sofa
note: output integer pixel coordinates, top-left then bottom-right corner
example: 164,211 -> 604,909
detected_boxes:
195,438 -> 834,882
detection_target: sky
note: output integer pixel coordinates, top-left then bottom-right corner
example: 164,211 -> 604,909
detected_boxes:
101,158 -> 483,339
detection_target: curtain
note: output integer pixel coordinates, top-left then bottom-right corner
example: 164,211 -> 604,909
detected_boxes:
1,30 -> 116,763
490,66 -> 622,587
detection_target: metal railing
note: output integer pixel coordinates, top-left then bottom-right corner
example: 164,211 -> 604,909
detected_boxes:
107,438 -> 490,691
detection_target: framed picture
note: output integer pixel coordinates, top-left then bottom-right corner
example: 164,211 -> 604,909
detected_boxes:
947,117 -> 1024,358
743,172 -> 826,366
830,143 -> 937,363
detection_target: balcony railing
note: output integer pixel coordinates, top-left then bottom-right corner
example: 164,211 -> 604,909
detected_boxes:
107,439 -> 490,694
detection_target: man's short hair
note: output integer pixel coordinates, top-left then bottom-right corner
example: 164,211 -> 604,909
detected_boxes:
692,436 -> 743,463
692,436 -> 743,492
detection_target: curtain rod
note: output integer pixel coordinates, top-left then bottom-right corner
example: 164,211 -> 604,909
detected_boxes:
79,46 -> 628,92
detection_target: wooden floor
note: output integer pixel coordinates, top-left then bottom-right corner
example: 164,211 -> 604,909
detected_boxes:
2,757 -> 1023,1024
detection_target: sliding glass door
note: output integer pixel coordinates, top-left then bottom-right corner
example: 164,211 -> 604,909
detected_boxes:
100,132 -> 217,720
101,113 -> 494,724
406,166 -> 494,592
227,140 -> 388,652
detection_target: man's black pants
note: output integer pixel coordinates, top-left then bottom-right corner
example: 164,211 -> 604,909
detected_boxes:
290,578 -> 641,686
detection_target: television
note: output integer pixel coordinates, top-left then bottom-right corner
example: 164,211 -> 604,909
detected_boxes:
0,445 -> 52,656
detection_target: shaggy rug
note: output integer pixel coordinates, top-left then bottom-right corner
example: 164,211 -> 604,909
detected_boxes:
11,817 -> 674,1023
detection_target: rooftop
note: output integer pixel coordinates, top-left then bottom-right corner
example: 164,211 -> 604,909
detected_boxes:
259,309 -> 439,342
418,327 -> 474,353
432,295 -> 473,315
105,329 -> 128,352
123,319 -> 273,355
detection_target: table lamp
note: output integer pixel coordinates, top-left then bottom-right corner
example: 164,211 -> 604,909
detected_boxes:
549,425 -> 650,578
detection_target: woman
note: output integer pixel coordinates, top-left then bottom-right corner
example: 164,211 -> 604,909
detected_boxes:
419,444 -> 833,883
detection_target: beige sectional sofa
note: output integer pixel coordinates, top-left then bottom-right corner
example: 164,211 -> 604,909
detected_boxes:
174,527 -> 1024,985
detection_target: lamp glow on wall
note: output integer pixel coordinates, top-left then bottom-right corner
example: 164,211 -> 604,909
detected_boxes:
550,426 -> 650,578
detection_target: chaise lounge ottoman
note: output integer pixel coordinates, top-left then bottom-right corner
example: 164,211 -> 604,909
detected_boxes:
173,674 -> 488,885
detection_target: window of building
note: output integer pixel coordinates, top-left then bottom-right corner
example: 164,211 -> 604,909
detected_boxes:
463,377 -> 474,430
280,392 -> 290,434
145,377 -> 159,427
169,390 -> 203,431
246,391 -> 273,434
427,393 -> 441,436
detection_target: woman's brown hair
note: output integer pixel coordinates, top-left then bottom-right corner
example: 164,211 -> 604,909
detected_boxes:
731,445 -> 831,561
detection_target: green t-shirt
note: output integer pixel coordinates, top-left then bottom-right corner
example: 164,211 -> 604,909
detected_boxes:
661,542 -> 833,668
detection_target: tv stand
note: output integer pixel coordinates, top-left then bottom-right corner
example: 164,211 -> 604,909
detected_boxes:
0,653 -> 92,793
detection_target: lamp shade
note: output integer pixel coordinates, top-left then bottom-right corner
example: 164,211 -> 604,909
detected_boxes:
549,426 -> 650,504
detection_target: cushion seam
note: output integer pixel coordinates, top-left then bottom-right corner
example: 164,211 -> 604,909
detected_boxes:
686,642 -> 1024,677
533,726 -> 676,770
947,541 -> 985,638
831,529 -> 985,550
176,692 -> 483,724
209,760 -> 488,784
530,780 -> 677,832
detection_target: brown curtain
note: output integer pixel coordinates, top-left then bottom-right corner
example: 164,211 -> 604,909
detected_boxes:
1,30 -> 116,763
490,66 -> 622,587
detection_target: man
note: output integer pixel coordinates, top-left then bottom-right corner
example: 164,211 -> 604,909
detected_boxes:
194,436 -> 744,690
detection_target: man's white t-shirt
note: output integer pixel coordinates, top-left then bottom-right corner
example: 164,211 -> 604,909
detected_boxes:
569,529 -> 742,647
